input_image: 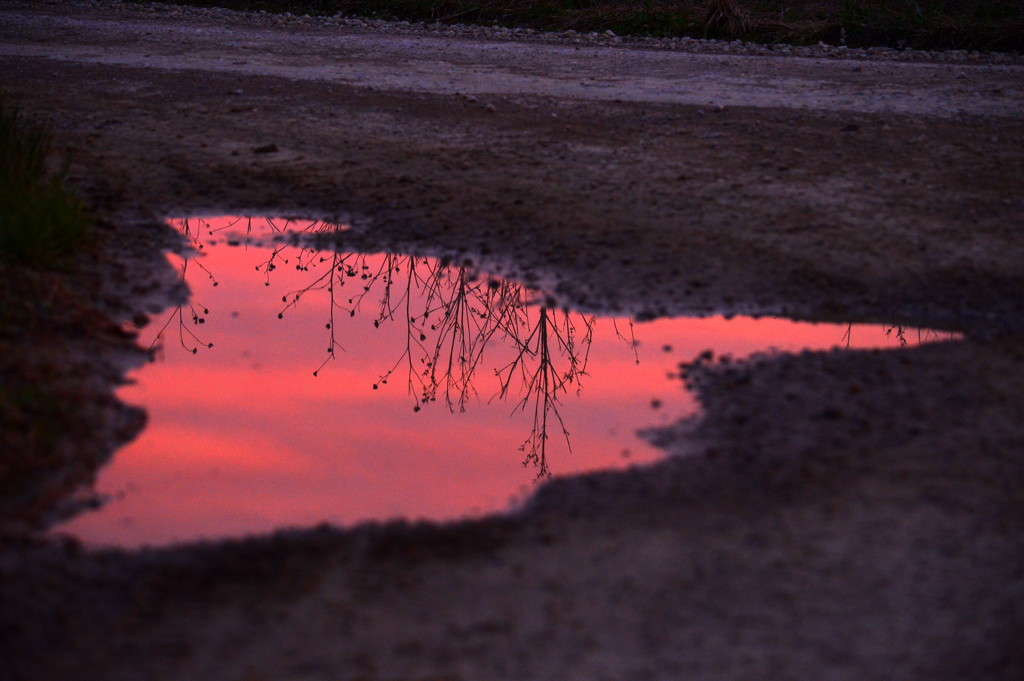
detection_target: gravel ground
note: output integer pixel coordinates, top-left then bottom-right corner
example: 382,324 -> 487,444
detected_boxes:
38,0 -> 1024,63
1,2 -> 1022,679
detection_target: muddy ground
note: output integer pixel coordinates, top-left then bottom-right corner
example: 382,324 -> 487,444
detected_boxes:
1,1 -> 1023,679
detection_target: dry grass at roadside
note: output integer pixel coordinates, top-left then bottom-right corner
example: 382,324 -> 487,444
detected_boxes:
0,101 -> 131,535
136,0 -> 1024,50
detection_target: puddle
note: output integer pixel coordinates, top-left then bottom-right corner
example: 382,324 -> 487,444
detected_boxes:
54,217 -> 956,548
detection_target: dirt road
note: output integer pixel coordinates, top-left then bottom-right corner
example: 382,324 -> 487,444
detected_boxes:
3,0 -> 1024,324
1,2 -> 1023,680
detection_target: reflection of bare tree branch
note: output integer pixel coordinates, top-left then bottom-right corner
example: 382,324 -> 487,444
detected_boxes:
496,307 -> 595,478
613,318 -> 640,365
361,255 -> 591,464
161,217 -> 603,474
149,303 -> 213,356
148,218 -> 218,356
848,323 -> 952,348
886,325 -> 909,347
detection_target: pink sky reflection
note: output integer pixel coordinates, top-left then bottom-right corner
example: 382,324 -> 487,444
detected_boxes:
54,217 -> 955,547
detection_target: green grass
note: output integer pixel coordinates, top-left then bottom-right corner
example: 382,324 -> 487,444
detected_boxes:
0,100 -> 92,267
133,0 -> 1024,50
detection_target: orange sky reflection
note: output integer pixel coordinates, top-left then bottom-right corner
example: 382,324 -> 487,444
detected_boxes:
54,217 -> 957,547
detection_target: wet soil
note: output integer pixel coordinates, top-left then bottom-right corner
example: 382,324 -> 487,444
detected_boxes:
1,1 -> 1023,679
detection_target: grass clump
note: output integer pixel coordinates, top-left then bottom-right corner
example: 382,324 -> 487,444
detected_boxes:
0,100 -> 92,267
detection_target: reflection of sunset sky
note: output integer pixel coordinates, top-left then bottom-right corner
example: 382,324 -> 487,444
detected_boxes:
56,217 -> 953,548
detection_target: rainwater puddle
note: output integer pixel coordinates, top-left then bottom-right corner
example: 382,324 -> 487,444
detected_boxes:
55,217 -> 956,548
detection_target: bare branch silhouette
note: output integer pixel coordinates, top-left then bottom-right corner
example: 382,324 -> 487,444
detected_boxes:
185,216 -> 603,474
147,218 -> 218,356
494,306 -> 595,477
885,324 -> 909,347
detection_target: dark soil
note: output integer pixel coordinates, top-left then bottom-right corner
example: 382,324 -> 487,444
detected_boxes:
1,2 -> 1022,679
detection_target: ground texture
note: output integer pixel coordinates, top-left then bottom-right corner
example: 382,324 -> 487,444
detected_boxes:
1,1 -> 1022,679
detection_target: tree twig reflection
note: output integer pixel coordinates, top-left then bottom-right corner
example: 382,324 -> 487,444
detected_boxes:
496,305 -> 594,476
844,322 -> 953,349
162,217 -> 597,476
148,218 -> 217,356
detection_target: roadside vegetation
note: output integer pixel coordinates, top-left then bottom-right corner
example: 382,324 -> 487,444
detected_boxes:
0,100 -> 104,533
0,100 -> 92,267
140,0 -> 1024,50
